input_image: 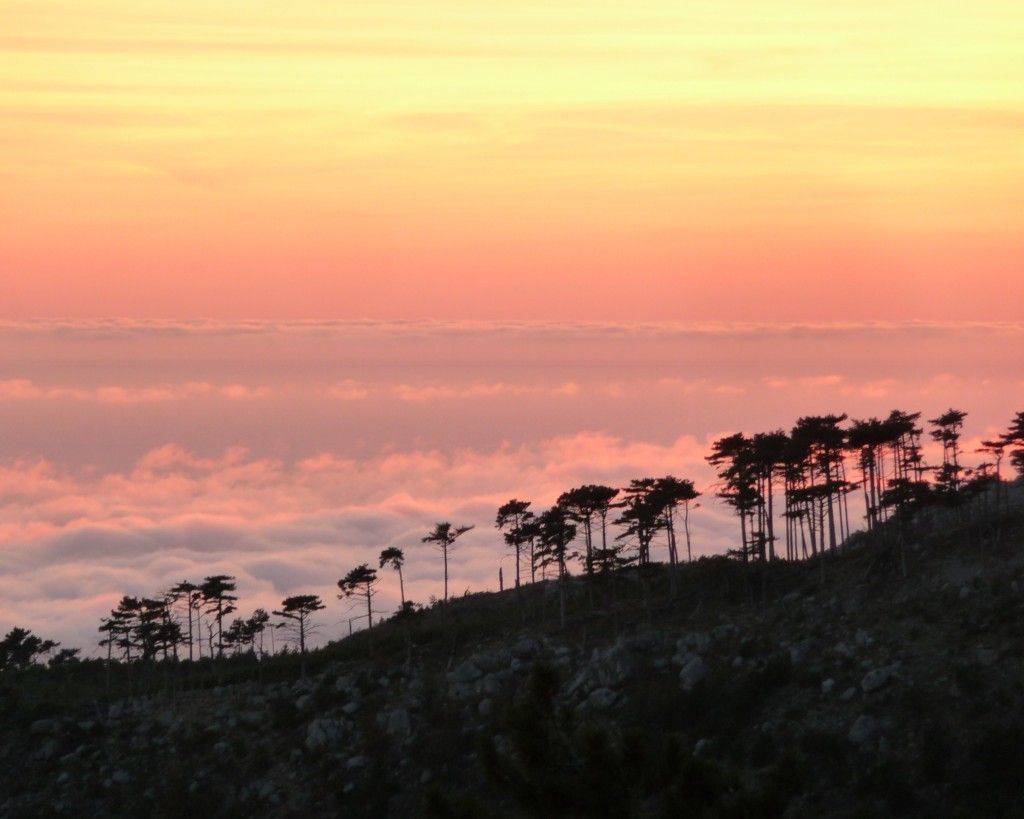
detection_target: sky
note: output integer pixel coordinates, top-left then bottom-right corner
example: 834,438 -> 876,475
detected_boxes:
2,0 -> 1023,319
1,3 -> 1023,651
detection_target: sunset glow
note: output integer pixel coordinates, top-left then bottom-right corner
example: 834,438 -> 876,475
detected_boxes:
3,1 -> 1023,319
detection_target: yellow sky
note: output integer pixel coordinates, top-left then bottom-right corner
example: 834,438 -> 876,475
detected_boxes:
2,1 -> 1023,318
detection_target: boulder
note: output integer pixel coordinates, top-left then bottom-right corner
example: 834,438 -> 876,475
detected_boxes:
679,656 -> 709,692
848,715 -> 878,745
587,687 -> 618,711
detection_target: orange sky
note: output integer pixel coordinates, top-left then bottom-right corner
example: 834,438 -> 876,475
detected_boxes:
2,1 -> 1023,319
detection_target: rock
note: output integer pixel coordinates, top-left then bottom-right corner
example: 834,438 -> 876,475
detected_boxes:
694,738 -> 711,755
679,656 -> 709,692
512,636 -> 540,658
111,770 -> 131,785
854,629 -> 873,647
678,632 -> 711,655
861,666 -> 894,694
238,711 -> 263,729
594,643 -> 638,688
821,678 -> 836,694
385,708 -> 412,739
731,656 -> 744,669
478,698 -> 493,718
959,585 -> 971,599
448,660 -> 482,685
848,715 -> 878,745
587,687 -> 618,711
305,718 -> 345,752
342,701 -> 359,716
30,718 -> 58,736
294,693 -> 313,712
840,686 -> 858,702
480,673 -> 501,697
789,639 -> 818,667
711,624 -> 736,641
833,641 -> 854,658
346,755 -> 370,772
565,667 -> 594,698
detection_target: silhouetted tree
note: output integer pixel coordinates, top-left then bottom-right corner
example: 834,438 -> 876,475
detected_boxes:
379,547 -> 407,610
168,580 -> 202,661
200,575 -> 238,658
708,434 -> 760,563
535,506 -> 577,628
613,479 -> 664,566
422,522 -> 474,603
339,563 -> 380,631
929,408 -> 968,508
557,486 -> 603,576
0,627 -> 58,671
274,595 -> 324,675
1003,411 -> 1024,478
496,500 -> 534,587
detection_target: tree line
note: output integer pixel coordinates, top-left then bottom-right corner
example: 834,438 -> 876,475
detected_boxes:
3,408 -> 1022,672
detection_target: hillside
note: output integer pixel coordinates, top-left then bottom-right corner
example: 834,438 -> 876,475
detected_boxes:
4,504 -> 1024,818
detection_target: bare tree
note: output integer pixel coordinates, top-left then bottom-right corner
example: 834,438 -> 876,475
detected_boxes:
273,595 -> 325,676
379,547 -> 406,611
422,522 -> 474,604
339,564 -> 380,631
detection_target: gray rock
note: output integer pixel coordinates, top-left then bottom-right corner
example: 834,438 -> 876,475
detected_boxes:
346,755 -> 370,771
480,673 -> 502,697
861,666 -> 894,694
848,715 -> 878,745
385,708 -> 412,739
295,693 -> 313,712
821,678 -> 836,694
305,718 -> 345,752
238,711 -> 263,728
342,701 -> 359,716
789,639 -> 818,667
678,632 -> 711,654
592,642 -> 639,688
478,698 -> 494,718
840,686 -> 857,702
679,656 -> 709,692
449,660 -> 483,685
30,718 -> 58,735
587,687 -> 618,710
511,636 -> 541,658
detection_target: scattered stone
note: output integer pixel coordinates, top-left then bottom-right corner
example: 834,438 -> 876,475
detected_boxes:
840,686 -> 858,702
861,666 -> 894,694
385,708 -> 412,739
821,678 -> 836,694
588,687 -> 618,711
848,715 -> 878,745
679,656 -> 709,692
449,660 -> 483,685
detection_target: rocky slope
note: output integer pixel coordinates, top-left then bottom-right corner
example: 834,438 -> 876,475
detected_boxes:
5,517 -> 1024,817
